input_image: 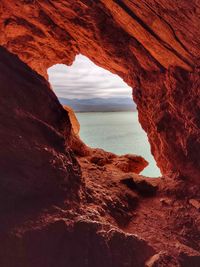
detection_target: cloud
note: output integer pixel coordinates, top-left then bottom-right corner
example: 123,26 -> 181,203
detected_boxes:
47,55 -> 132,99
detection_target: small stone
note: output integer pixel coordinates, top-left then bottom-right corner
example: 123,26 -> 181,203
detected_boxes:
145,252 -> 173,267
189,199 -> 200,210
160,198 -> 173,206
146,253 -> 160,267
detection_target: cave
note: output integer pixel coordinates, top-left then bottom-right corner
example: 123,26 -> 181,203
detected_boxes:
48,56 -> 161,177
0,1 -> 200,267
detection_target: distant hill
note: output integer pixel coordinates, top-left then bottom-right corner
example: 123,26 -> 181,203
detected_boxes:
59,97 -> 137,112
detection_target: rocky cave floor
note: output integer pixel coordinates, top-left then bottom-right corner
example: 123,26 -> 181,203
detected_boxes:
77,149 -> 200,266
1,146 -> 200,267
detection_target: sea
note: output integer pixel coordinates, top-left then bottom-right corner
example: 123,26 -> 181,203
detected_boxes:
76,111 -> 161,177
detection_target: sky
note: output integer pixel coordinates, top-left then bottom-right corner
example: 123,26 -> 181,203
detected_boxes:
48,55 -> 132,99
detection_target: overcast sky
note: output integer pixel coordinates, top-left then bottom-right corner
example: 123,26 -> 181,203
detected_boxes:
48,55 -> 132,99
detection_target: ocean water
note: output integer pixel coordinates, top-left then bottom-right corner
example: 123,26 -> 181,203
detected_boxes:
76,112 -> 161,177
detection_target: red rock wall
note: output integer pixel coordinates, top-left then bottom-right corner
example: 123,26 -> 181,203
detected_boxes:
0,48 -> 157,267
134,67 -> 200,182
0,46 -> 81,209
0,2 -> 200,265
1,0 -> 199,183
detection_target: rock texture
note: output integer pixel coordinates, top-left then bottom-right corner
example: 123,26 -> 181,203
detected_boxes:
0,1 -> 200,266
0,0 -> 200,184
0,46 -> 156,267
0,219 -> 155,267
0,46 -> 81,209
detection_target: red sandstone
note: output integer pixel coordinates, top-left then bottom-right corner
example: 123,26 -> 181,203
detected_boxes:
0,1 -> 200,266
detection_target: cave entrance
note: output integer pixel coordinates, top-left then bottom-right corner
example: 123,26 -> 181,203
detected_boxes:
48,55 -> 161,177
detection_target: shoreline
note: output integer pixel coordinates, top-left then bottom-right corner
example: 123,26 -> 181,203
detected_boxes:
75,110 -> 137,113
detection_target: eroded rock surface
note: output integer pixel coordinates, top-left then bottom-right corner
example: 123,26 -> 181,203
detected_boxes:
0,46 -> 156,267
0,0 -> 200,184
0,46 -> 81,209
0,1 -> 200,266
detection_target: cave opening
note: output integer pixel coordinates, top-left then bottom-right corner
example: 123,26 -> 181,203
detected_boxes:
48,55 -> 161,177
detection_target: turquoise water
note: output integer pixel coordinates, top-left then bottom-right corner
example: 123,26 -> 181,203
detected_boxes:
76,112 -> 161,177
